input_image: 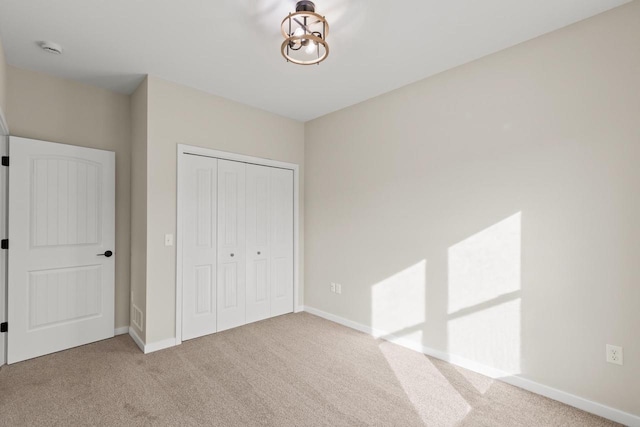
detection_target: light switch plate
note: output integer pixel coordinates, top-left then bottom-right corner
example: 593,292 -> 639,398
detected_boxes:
165,234 -> 174,246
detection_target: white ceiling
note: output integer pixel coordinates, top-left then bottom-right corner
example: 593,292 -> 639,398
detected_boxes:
0,0 -> 630,121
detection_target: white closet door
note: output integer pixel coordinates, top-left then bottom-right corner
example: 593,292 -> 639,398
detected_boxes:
217,159 -> 246,331
8,136 -> 115,364
181,155 -> 217,340
270,168 -> 294,317
245,164 -> 271,323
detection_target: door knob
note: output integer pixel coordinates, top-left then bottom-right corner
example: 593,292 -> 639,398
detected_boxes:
98,250 -> 113,258
230,253 -> 234,257
257,251 -> 261,255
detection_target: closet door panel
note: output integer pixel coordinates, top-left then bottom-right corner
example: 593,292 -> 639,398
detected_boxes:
246,164 -> 271,323
270,168 -> 294,317
182,155 -> 218,340
217,159 -> 246,332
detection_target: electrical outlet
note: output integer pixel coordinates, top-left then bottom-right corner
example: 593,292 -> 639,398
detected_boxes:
330,283 -> 336,293
336,283 -> 342,294
606,344 -> 623,365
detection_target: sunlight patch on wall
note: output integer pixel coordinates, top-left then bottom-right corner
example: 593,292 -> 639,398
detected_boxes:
448,299 -> 521,374
447,213 -> 522,374
371,260 -> 426,342
448,213 -> 521,313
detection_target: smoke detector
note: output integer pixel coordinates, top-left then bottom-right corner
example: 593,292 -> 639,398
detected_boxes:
38,41 -> 63,55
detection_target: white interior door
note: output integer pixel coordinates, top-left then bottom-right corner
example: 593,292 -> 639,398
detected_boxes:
181,155 -> 218,340
270,167 -> 294,317
8,136 -> 115,364
245,164 -> 271,323
217,159 -> 246,332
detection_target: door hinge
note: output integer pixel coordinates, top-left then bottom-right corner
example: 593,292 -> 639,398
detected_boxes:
0,322 -> 7,333
1,239 -> 7,250
1,156 -> 8,166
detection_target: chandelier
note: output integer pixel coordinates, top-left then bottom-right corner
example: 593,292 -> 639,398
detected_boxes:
281,1 -> 329,65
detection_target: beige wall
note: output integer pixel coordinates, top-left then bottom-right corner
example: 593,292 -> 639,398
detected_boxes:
7,66 -> 132,330
129,78 -> 148,340
305,1 -> 640,417
0,34 -> 7,121
144,76 -> 305,343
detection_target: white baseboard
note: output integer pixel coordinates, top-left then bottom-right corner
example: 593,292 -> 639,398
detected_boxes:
144,338 -> 177,354
303,306 -> 640,427
114,326 -> 129,336
128,327 -> 145,353
294,305 -> 305,313
127,327 -> 176,355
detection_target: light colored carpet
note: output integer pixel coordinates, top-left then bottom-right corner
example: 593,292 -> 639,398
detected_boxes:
0,312 -> 619,426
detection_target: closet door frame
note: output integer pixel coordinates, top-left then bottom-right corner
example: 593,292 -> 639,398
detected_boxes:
175,144 -> 300,345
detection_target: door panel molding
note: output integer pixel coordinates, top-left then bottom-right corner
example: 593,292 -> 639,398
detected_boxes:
216,159 -> 246,332
245,164 -> 271,324
180,154 -> 218,341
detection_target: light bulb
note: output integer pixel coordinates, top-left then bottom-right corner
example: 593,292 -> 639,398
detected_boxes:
293,27 -> 304,37
306,41 -> 317,54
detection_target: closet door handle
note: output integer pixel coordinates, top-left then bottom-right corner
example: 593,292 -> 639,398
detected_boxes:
230,253 -> 234,257
257,251 -> 261,255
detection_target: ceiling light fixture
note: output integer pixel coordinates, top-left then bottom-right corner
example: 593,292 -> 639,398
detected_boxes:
281,1 -> 329,65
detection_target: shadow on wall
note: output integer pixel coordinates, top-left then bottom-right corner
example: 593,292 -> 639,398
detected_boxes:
369,212 -> 523,424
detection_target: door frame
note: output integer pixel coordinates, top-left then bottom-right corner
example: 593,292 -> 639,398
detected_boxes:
0,109 -> 8,366
175,144 -> 301,345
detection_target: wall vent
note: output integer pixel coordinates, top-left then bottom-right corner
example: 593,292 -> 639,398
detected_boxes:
132,304 -> 143,331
